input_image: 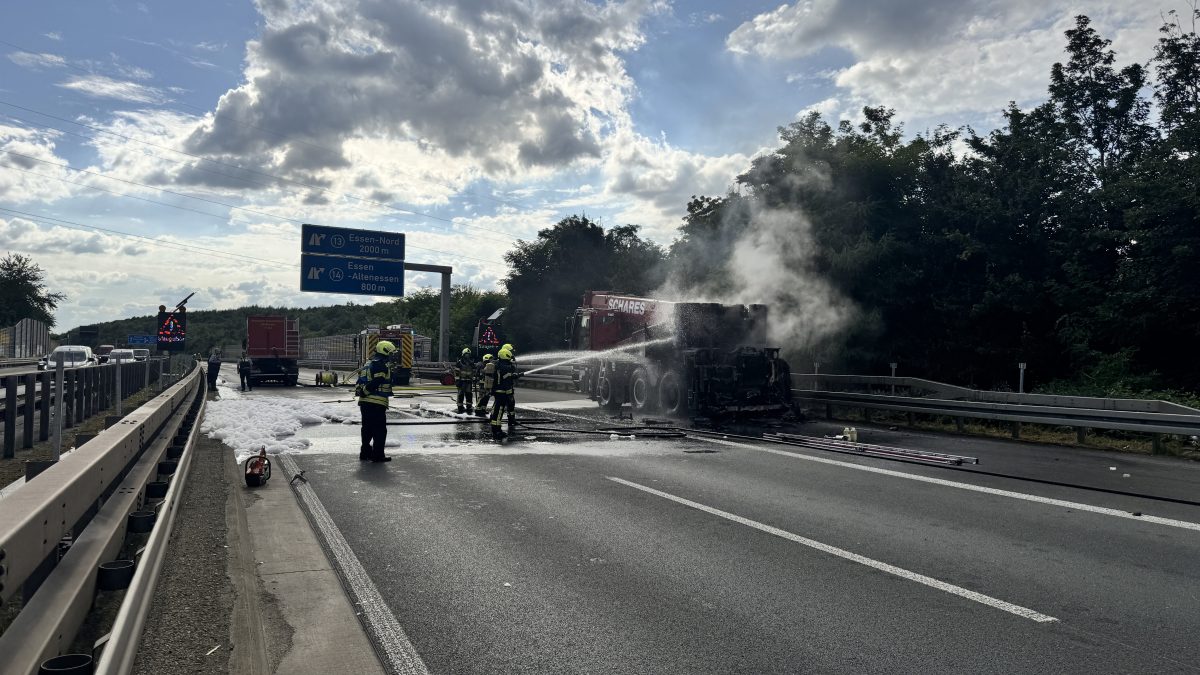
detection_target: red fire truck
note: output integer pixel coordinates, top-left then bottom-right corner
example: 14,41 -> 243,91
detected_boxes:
244,316 -> 300,386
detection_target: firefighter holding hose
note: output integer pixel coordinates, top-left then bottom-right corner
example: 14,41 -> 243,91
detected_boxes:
356,340 -> 395,462
489,347 -> 520,440
500,343 -> 517,430
454,347 -> 476,414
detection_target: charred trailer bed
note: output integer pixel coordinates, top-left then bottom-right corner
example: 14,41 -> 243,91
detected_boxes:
565,293 -> 793,418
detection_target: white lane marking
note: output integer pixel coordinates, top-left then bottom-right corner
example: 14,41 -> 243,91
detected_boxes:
607,476 -> 1058,623
279,454 -> 430,675
693,436 -> 1200,533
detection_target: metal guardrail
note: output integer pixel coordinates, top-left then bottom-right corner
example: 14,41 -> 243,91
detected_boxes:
793,389 -> 1200,438
2,359 -> 169,459
96,374 -> 207,674
0,361 -> 203,673
793,374 -> 1200,415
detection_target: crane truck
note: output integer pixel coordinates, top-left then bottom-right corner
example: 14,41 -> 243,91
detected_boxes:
564,291 -> 792,417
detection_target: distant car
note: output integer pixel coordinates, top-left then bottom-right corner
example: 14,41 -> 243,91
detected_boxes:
132,348 -> 150,361
108,349 -> 136,362
38,346 -> 97,370
95,344 -> 115,363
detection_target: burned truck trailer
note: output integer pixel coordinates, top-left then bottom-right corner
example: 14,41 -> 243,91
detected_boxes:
565,291 -> 792,416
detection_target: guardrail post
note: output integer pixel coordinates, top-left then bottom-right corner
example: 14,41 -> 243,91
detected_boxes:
1152,433 -> 1165,455
83,368 -> 93,418
1076,427 -> 1087,444
955,417 -> 965,433
3,377 -> 15,458
825,403 -> 832,420
22,373 -> 35,449
863,408 -> 872,423
115,359 -> 123,417
905,412 -> 914,427
53,353 -> 64,457
143,360 -> 149,392
78,365 -> 87,417
1012,421 -> 1021,439
64,369 -> 76,428
39,370 -> 50,441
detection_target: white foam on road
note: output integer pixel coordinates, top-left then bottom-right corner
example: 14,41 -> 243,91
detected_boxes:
608,476 -> 1059,623
695,436 -> 1200,533
201,396 -> 361,461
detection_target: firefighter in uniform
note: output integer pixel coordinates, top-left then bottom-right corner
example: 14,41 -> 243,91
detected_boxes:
356,340 -> 395,462
454,347 -> 475,414
475,353 -> 495,417
489,347 -> 520,439
237,351 -> 253,392
500,343 -> 517,430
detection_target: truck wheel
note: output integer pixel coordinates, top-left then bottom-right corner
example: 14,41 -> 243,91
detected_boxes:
597,375 -> 622,411
629,367 -> 655,411
658,371 -> 684,416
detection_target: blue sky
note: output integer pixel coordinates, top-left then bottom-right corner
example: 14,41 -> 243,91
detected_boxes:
0,0 -> 1165,330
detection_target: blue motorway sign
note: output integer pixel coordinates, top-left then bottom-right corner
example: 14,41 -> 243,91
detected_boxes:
300,254 -> 405,297
301,223 -> 404,261
127,334 -> 156,345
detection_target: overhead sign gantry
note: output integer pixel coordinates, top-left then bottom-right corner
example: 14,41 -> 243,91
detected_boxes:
299,223 -> 453,362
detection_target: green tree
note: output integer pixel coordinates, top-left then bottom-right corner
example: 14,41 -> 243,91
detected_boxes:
0,253 -> 66,327
504,215 -> 666,351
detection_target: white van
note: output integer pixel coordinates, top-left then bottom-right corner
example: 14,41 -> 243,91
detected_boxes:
38,346 -> 97,370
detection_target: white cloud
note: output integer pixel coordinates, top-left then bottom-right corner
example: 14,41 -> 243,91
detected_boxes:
44,32 -> 62,41
0,124 -> 77,202
0,217 -> 148,257
57,74 -> 171,104
181,0 -> 667,186
729,1 -> 1164,125
597,128 -> 753,239
7,51 -> 67,69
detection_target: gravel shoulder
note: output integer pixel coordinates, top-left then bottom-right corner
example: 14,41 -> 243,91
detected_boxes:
133,432 -> 236,675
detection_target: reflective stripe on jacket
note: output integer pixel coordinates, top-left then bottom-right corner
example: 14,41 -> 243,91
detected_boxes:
479,361 -> 496,392
454,356 -> 475,383
357,357 -> 392,406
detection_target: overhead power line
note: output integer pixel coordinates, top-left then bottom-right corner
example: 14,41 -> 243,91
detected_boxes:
0,205 -> 296,269
0,35 -> 545,225
0,98 -> 522,243
0,158 -> 506,266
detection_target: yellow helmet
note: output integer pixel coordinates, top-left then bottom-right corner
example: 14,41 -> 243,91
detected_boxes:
375,340 -> 396,356
501,343 -> 514,353
461,347 -> 472,356
498,348 -> 513,360
482,354 -> 493,360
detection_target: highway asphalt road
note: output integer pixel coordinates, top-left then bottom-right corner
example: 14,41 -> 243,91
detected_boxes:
234,377 -> 1200,674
